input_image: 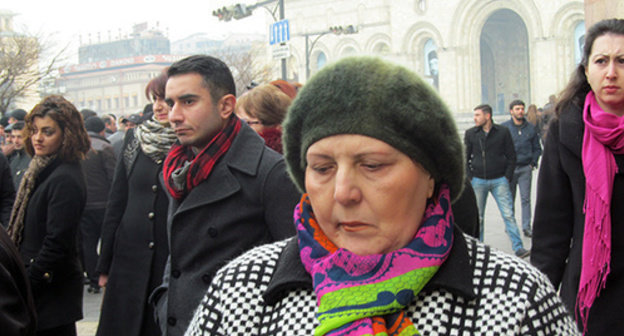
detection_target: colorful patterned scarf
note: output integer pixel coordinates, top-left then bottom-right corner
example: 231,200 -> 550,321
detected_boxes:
163,115 -> 241,200
578,91 -> 624,332
297,185 -> 454,336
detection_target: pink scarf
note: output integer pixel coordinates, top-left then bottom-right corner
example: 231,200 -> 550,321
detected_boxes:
578,91 -> 624,332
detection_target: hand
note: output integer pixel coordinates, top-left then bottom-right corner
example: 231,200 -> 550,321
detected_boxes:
1,143 -> 15,156
99,274 -> 109,288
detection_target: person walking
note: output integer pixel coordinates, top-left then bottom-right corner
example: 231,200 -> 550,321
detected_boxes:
502,100 -> 542,237
464,104 -> 529,258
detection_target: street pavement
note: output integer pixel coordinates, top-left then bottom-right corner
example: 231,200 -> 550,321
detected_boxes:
76,175 -> 536,336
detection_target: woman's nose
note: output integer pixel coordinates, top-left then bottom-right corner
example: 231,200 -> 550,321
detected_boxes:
333,168 -> 362,205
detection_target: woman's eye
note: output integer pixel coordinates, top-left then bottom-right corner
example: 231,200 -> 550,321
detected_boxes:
362,163 -> 384,170
311,165 -> 332,174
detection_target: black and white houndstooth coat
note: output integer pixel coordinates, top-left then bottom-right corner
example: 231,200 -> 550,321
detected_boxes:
185,230 -> 580,336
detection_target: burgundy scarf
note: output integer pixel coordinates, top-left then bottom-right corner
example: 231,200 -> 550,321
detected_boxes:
163,115 -> 241,200
578,91 -> 624,332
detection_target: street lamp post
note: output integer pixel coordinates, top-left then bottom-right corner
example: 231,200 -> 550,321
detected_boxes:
303,25 -> 358,80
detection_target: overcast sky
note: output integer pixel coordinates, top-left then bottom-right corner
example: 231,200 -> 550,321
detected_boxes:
7,0 -> 270,63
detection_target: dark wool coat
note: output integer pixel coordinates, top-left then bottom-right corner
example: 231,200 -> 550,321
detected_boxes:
185,233 -> 579,335
18,159 -> 86,331
531,102 -> 624,335
0,152 -> 15,226
152,123 -> 301,336
96,129 -> 169,336
0,225 -> 36,335
464,123 -> 516,181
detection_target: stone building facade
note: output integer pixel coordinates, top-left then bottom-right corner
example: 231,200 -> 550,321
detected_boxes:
278,0 -> 586,116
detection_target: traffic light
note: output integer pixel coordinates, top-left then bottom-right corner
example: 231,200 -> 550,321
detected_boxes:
232,4 -> 252,20
212,6 -> 234,21
329,26 -> 343,35
329,25 -> 358,35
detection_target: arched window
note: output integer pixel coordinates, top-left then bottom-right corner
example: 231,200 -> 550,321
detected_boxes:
424,39 -> 439,90
316,52 -> 327,70
574,21 -> 585,65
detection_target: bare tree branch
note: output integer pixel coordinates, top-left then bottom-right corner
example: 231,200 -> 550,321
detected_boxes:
0,30 -> 67,114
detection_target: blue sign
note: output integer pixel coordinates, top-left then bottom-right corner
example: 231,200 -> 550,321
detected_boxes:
270,19 -> 290,45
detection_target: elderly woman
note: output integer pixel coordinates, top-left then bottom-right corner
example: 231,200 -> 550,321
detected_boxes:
531,19 -> 624,335
185,57 -> 578,335
7,95 -> 90,336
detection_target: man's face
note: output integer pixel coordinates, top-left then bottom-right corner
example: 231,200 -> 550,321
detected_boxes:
166,73 -> 229,151
107,117 -> 118,132
11,129 -> 23,149
474,109 -> 489,127
510,104 -> 525,122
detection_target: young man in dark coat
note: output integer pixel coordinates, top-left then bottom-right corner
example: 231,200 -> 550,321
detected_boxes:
7,122 -> 32,189
501,100 -> 542,237
150,55 -> 300,336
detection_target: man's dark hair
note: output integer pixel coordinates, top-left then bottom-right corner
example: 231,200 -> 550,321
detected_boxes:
101,115 -> 113,126
80,109 -> 97,120
167,55 -> 236,105
474,104 -> 493,116
509,99 -> 525,110
11,121 -> 25,131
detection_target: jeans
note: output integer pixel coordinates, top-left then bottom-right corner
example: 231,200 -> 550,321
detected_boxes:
471,176 -> 524,252
509,165 -> 533,232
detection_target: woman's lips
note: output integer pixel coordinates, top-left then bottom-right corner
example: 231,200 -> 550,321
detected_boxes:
604,86 -> 620,94
339,222 -> 369,232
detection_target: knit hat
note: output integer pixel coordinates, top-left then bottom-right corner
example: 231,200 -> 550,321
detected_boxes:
283,56 -> 465,201
85,116 -> 106,133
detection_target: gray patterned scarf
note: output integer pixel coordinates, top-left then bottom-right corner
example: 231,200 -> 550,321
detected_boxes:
134,116 -> 177,163
7,154 -> 57,244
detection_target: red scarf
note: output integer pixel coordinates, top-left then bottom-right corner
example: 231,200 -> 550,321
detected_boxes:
578,91 -> 624,333
163,116 -> 241,200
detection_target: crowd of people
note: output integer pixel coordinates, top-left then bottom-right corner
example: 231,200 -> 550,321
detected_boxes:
0,17 -> 622,336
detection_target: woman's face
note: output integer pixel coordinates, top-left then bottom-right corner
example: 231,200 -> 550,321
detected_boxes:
236,106 -> 264,133
31,116 -> 63,156
305,134 -> 435,256
585,33 -> 624,116
153,95 -> 171,124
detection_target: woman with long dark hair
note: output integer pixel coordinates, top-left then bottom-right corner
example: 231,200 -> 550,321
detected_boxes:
531,18 -> 624,335
7,95 -> 90,336
96,70 -> 177,336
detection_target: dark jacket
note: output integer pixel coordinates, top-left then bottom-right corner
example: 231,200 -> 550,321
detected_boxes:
464,123 -> 516,181
0,152 -> 15,227
96,129 -> 170,336
152,123 -> 300,336
531,102 -> 624,335
83,132 -> 116,209
501,119 -> 542,167
8,149 -> 31,190
18,159 -> 86,331
0,225 -> 37,336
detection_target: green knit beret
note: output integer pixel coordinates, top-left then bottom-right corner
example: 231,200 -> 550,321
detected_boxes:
283,56 -> 465,201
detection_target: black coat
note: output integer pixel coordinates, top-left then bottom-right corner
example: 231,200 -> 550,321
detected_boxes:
464,123 -> 516,181
0,152 -> 15,226
0,225 -> 36,335
18,159 -> 86,331
96,129 -> 169,336
152,124 -> 301,336
531,102 -> 624,335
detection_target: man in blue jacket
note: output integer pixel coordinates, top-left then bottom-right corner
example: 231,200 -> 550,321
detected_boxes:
502,100 -> 542,238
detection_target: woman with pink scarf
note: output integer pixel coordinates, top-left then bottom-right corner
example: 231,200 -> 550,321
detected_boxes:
531,18 -> 624,335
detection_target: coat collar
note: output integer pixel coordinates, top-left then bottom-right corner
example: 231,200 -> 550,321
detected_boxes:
557,103 -> 584,159
173,123 -> 266,213
263,227 -> 476,305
